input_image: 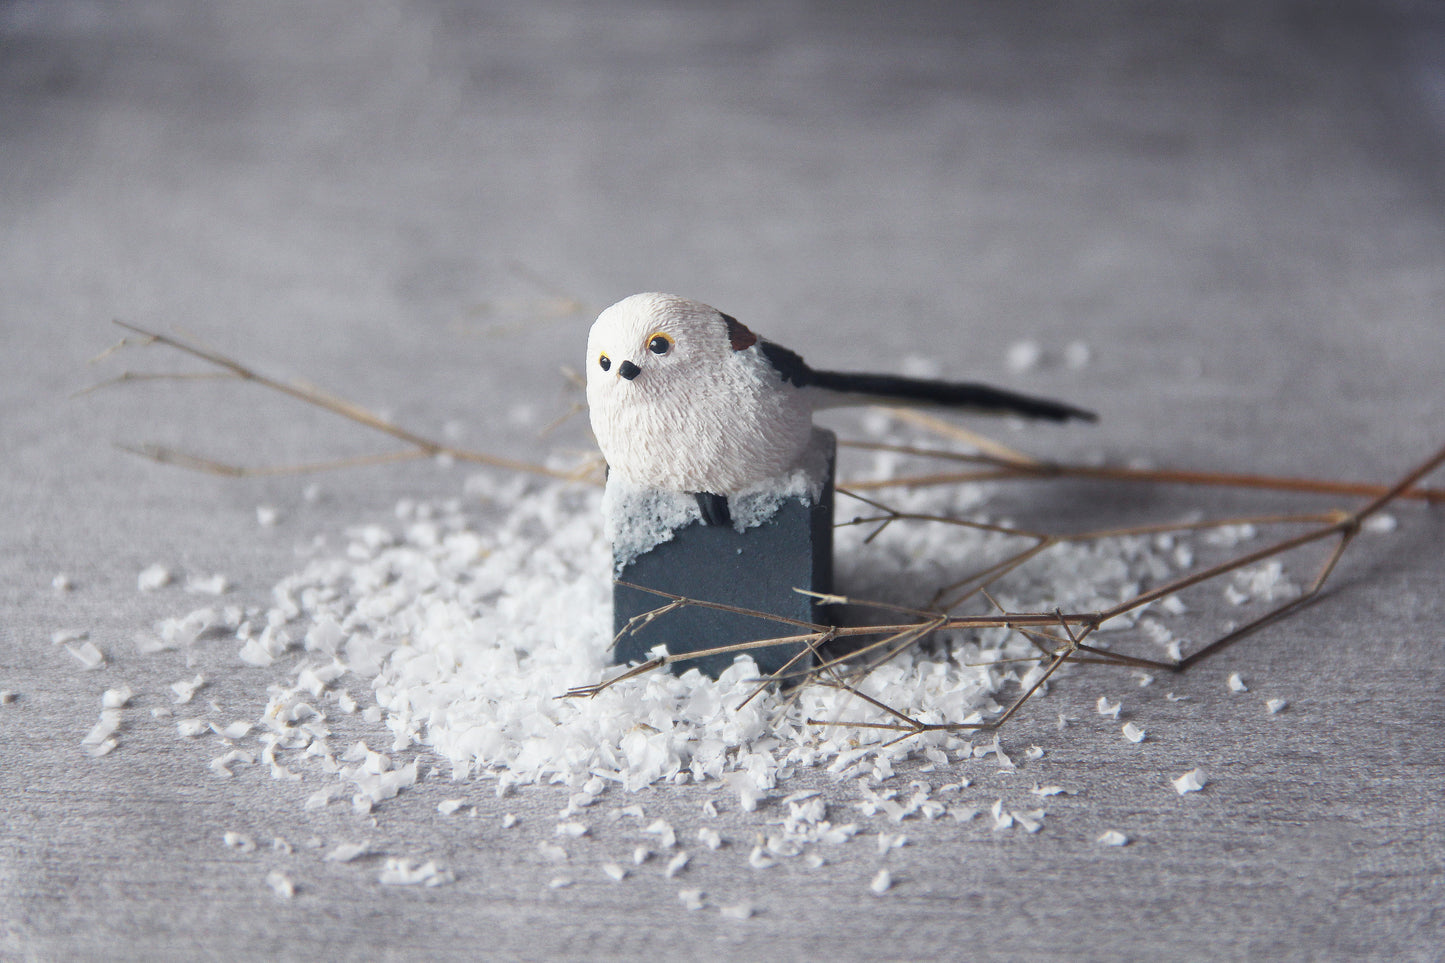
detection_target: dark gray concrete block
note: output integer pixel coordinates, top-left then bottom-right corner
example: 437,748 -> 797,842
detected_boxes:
612,434 -> 835,679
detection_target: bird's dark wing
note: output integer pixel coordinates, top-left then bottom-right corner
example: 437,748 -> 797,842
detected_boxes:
756,339 -> 815,388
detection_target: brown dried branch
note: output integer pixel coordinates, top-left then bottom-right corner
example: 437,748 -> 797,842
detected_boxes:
87,320 -> 1445,749
90,321 -> 593,483
577,438 -> 1445,746
841,439 -> 1445,503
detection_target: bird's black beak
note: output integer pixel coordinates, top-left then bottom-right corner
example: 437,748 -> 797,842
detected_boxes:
618,360 -> 641,381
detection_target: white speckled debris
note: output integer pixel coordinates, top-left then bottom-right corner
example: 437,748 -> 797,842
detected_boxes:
266,870 -> 295,899
67,641 -> 106,671
127,427 -> 1269,902
1097,830 -> 1129,846
378,858 -> 453,887
870,869 -> 893,895
223,832 -> 256,853
185,574 -> 230,596
1006,339 -> 1043,373
1173,768 -> 1208,795
138,564 -> 173,592
1122,722 -> 1146,743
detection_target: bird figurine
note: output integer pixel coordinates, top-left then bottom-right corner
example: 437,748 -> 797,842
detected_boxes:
586,292 -> 1094,526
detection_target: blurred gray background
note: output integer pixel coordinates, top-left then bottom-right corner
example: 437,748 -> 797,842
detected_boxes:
3,1 -> 1443,959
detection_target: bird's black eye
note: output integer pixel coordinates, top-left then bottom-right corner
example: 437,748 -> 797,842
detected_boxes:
648,333 -> 673,355
598,354 -> 611,372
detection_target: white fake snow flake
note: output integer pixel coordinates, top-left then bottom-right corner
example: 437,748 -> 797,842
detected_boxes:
223,832 -> 256,853
1173,768 -> 1208,795
697,828 -> 723,851
438,799 -> 466,815
210,750 -> 256,778
67,641 -> 106,671
1005,340 -> 1043,373
876,832 -> 907,854
1015,810 -> 1046,834
1227,673 -> 1248,693
101,686 -> 134,709
1266,698 -> 1288,715
719,903 -> 754,920
1096,697 -> 1121,719
1097,830 -> 1129,846
170,675 -> 205,704
870,869 -> 893,895
52,573 -> 73,591
678,888 -> 705,911
266,870 -> 295,899
1121,722 -> 1146,744
645,820 -> 677,849
238,639 -> 276,667
602,863 -> 628,882
664,852 -> 689,877
378,858 -> 453,887
1364,513 -> 1396,533
185,574 -> 230,596
257,505 -> 280,528
138,564 -> 172,592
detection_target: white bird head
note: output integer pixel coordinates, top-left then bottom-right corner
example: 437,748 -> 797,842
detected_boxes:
586,292 -> 753,403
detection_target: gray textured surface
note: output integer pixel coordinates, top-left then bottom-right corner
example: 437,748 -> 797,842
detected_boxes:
3,2 -> 1444,960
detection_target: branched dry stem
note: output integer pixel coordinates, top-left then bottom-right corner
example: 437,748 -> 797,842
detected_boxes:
88,321 -> 598,484
571,437 -> 1445,746
87,323 -> 1445,747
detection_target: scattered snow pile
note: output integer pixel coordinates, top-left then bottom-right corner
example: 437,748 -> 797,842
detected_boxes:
124,436 -> 1253,812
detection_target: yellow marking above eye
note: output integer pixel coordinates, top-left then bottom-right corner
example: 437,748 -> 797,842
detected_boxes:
598,353 -> 611,371
647,332 -> 674,354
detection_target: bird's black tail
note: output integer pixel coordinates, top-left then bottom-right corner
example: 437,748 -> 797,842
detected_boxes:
807,370 -> 1096,423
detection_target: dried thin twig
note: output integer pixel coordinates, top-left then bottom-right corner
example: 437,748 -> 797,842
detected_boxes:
568,439 -> 1445,744
89,321 -> 595,483
88,322 -> 1444,746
